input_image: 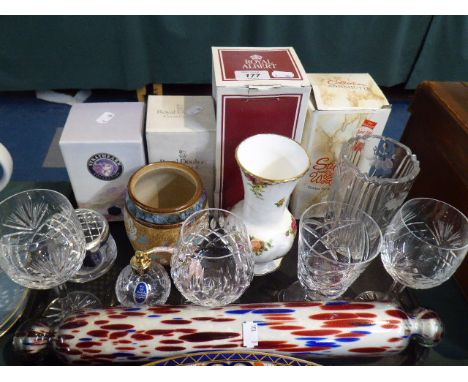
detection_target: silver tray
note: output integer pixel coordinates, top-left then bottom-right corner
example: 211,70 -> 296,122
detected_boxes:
0,270 -> 30,338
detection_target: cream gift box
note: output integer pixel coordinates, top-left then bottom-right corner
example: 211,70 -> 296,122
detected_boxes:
145,95 -> 216,206
59,102 -> 146,221
212,47 -> 311,209
290,73 -> 391,218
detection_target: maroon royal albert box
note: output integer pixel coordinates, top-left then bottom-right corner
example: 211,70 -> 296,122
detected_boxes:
212,47 -> 311,209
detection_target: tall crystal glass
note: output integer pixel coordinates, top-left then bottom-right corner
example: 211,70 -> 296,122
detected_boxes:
381,198 -> 468,299
171,208 -> 254,307
329,135 -> 420,228
295,201 -> 382,300
0,189 -> 93,320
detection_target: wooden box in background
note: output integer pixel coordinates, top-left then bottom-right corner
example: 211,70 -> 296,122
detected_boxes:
400,81 -> 468,298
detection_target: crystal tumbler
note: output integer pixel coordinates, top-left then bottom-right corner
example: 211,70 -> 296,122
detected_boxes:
329,135 -> 420,228
298,201 -> 382,299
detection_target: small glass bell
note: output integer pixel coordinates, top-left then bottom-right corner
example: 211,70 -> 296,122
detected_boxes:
115,250 -> 171,307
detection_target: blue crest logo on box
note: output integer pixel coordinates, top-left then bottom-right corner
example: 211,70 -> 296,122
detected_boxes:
87,153 -> 123,181
133,282 -> 148,304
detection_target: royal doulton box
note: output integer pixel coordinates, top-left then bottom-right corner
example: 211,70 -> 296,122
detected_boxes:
212,47 -> 311,209
59,102 -> 146,221
145,95 -> 216,206
290,73 -> 391,218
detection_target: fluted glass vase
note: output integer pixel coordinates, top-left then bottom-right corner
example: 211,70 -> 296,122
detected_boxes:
329,135 -> 420,228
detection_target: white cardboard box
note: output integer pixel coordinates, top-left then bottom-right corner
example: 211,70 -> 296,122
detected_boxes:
290,73 -> 391,218
145,95 -> 216,206
59,102 -> 146,221
212,47 -> 311,209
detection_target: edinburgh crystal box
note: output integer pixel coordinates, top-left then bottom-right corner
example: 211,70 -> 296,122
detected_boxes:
59,102 -> 146,221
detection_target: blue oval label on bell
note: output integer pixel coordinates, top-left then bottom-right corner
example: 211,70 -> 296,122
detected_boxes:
133,282 -> 148,305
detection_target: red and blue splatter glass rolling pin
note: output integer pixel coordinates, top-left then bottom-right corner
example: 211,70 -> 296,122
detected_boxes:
14,301 -> 443,364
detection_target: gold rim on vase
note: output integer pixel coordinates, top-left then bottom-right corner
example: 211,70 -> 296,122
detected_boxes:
235,134 -> 311,185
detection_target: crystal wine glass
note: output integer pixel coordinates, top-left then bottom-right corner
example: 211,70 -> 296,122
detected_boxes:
0,189 -> 99,320
281,201 -> 382,301
170,208 -> 255,307
380,198 -> 468,300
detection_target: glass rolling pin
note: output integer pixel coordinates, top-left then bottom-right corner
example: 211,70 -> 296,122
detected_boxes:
14,301 -> 443,364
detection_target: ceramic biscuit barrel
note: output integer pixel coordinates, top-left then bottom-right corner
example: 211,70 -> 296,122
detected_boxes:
124,162 -> 207,265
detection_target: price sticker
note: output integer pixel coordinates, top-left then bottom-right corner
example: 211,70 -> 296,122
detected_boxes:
271,70 -> 295,78
235,71 -> 271,81
186,105 -> 203,116
242,321 -> 258,348
96,112 -> 115,124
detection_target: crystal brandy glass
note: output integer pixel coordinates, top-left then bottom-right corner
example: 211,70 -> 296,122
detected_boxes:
0,189 -> 98,320
381,198 -> 468,299
171,208 -> 255,307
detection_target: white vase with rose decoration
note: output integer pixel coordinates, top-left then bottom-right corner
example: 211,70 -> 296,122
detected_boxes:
231,134 -> 310,276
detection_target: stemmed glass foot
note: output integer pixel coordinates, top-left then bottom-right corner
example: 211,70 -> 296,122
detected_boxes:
356,290 -> 387,301
356,281 -> 407,302
43,291 -> 102,323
